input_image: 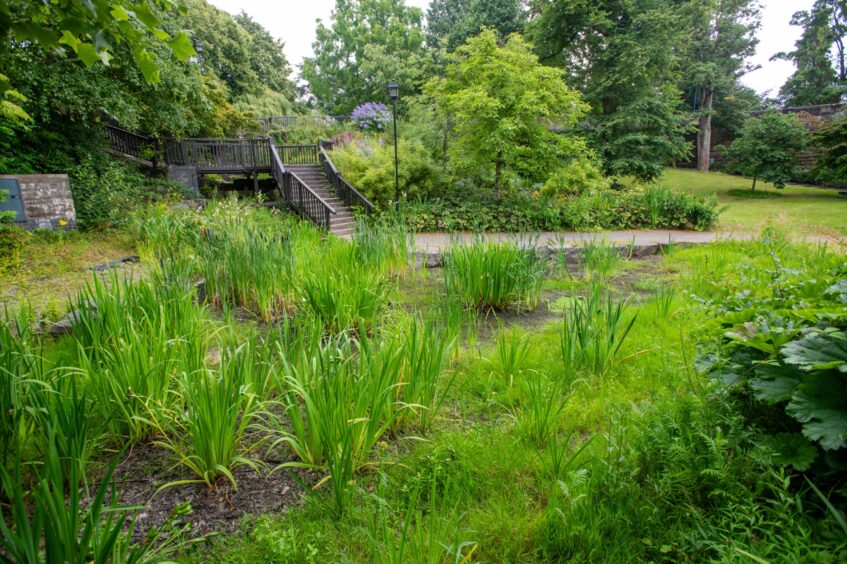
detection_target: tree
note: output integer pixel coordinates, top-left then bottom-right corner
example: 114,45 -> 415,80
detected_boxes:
175,1 -> 295,100
0,0 -> 195,98
723,112 -> 807,191
813,113 -> 847,183
426,0 -> 526,51
684,0 -> 760,172
774,1 -> 846,107
426,29 -> 589,198
529,0 -> 692,182
302,0 -> 428,114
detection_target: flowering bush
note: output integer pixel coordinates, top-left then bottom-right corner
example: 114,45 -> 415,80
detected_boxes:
351,102 -> 391,131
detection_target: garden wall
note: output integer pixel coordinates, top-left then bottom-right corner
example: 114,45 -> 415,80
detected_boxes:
0,174 -> 76,229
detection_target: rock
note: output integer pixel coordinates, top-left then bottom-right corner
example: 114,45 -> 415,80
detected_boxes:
89,256 -> 140,272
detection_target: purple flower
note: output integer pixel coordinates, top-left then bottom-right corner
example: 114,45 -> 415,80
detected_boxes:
351,102 -> 391,131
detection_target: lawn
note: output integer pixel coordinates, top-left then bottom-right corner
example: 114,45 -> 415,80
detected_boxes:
663,168 -> 847,236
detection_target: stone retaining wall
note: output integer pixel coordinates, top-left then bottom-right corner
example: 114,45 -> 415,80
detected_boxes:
0,174 -> 76,229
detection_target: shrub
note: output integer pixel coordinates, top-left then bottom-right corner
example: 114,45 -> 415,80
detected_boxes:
540,158 -> 610,199
70,154 -> 185,230
330,137 -> 444,206
396,185 -> 719,233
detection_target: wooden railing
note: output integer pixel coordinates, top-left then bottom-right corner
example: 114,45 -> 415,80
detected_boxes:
104,124 -> 157,164
318,140 -> 375,214
269,138 -> 335,230
163,138 -> 271,170
276,144 -> 319,165
257,115 -> 350,131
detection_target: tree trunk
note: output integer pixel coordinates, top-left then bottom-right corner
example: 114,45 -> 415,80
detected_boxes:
494,152 -> 503,200
696,87 -> 714,172
751,176 -> 757,193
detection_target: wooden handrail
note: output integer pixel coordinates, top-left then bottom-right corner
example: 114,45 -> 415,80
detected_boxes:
269,137 -> 335,230
318,141 -> 375,214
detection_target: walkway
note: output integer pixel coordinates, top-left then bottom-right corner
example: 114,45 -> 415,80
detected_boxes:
413,230 -> 843,251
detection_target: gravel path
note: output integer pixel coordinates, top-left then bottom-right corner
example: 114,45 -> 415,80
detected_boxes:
413,230 -> 842,251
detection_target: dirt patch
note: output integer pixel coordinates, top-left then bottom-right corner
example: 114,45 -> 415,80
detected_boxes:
110,442 -> 313,540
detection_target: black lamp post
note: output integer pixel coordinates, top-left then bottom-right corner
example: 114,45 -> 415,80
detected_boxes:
388,80 -> 400,212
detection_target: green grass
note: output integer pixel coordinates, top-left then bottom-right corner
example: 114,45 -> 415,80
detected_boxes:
663,168 -> 847,236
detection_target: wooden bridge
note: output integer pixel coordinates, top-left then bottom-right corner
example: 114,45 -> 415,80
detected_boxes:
105,124 -> 373,237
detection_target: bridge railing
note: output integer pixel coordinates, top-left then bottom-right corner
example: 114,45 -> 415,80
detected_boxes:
269,138 -> 335,230
257,115 -> 351,131
105,124 -> 158,164
164,138 -> 271,169
318,139 -> 375,214
276,144 -> 319,165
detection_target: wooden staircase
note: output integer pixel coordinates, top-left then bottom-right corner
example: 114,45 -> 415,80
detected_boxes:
286,164 -> 357,237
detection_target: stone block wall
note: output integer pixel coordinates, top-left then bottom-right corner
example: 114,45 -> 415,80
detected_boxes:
0,174 -> 76,229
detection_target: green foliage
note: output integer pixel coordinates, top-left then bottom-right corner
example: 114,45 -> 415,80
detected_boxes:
0,0 -> 195,87
773,1 -> 846,106
274,335 -> 402,516
530,0 -> 692,182
443,238 -> 544,312
71,270 -> 208,444
426,29 -> 589,197
150,345 -> 267,489
302,0 -> 429,114
723,112 -> 808,190
540,158 -> 610,200
398,185 -> 719,232
70,154 -> 185,230
426,0 -> 526,51
813,113 -> 847,184
559,283 -> 638,376
591,87 -> 693,182
330,137 -> 444,206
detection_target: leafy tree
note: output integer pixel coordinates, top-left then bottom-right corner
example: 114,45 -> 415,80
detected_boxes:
426,29 -> 589,198
175,1 -> 295,99
813,113 -> 847,183
723,112 -> 807,191
683,0 -> 760,172
592,87 -> 694,183
774,1 -> 846,106
426,0 -> 526,51
529,0 -> 692,182
0,0 -> 195,119
302,0 -> 428,114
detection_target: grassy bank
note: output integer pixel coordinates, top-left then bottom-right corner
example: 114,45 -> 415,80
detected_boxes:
663,168 -> 847,236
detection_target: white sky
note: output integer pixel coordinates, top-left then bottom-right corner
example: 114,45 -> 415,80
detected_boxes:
208,0 -> 814,97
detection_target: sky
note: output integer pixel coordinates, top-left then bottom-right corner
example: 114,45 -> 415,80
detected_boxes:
208,0 -> 814,97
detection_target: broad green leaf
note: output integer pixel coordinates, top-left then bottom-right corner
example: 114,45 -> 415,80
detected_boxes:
826,279 -> 847,304
763,433 -> 818,471
783,328 -> 847,373
111,6 -> 130,21
167,31 -> 196,61
750,364 -> 801,403
58,30 -> 81,52
75,43 -> 101,67
785,372 -> 847,451
133,48 -> 160,83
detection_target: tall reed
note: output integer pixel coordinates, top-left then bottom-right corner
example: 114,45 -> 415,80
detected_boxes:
150,344 -> 267,490
443,239 -> 543,311
560,283 -> 638,376
71,271 -> 208,443
393,317 -> 457,431
273,335 -> 402,515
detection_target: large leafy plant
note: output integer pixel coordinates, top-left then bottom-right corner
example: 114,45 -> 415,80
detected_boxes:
701,278 -> 847,476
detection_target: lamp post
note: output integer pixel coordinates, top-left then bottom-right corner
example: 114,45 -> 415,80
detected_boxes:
388,80 -> 400,212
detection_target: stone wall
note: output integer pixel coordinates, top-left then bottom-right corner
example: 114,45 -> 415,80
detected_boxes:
0,174 -> 76,229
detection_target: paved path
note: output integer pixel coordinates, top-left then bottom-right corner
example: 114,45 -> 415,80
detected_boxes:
413,230 -> 842,251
